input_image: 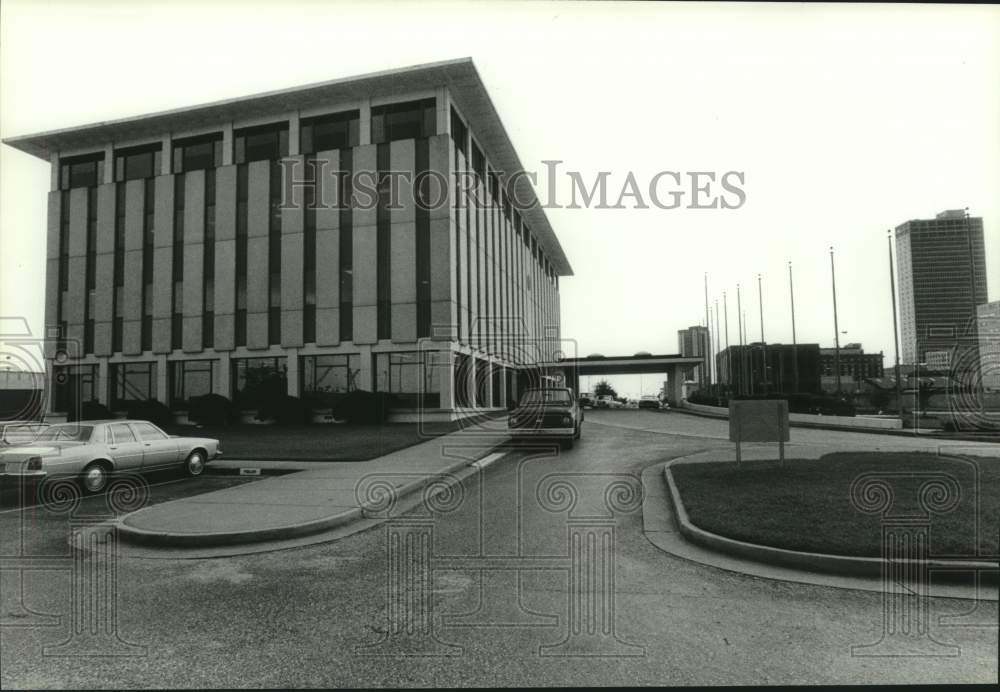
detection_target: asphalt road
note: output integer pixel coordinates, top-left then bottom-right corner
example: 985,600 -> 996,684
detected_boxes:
1,411 -> 997,687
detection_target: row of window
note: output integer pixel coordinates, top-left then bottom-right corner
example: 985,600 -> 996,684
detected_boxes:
51,351 -> 454,412
58,98 -> 438,190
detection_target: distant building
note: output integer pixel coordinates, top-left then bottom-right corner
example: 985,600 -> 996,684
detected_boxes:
716,342 -> 821,395
895,209 -> 988,366
677,325 -> 711,386
819,343 -> 884,379
978,301 -> 1000,391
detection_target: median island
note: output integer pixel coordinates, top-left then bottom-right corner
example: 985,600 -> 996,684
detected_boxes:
669,452 -> 999,559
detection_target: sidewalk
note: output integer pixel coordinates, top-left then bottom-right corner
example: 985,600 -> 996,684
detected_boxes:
117,430 -> 510,548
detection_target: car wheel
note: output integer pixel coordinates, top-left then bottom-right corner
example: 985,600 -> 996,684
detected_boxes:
184,450 -> 206,477
81,461 -> 110,494
560,437 -> 574,450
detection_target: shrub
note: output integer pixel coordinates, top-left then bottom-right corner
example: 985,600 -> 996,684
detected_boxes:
188,393 -> 237,427
126,399 -> 174,427
330,390 -> 392,425
256,395 -> 311,425
73,399 -> 113,422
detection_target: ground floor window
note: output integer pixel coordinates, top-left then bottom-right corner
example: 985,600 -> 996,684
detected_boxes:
169,360 -> 217,409
232,357 -> 287,410
111,362 -> 156,409
475,358 -> 488,408
454,353 -> 472,408
301,353 -> 361,406
52,364 -> 98,413
375,351 -> 442,408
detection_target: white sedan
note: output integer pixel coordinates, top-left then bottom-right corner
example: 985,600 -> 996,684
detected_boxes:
0,419 -> 222,493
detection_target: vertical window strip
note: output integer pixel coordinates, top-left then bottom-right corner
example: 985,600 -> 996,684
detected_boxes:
376,143 -> 391,340
141,178 -> 155,351
172,174 -> 185,350
268,161 -> 282,345
235,164 -> 248,347
303,156 -> 317,344
203,169 -> 216,348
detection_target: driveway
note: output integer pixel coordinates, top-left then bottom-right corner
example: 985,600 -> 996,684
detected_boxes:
1,411 -> 996,687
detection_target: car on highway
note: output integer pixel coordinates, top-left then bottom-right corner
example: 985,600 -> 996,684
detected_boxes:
638,395 -> 661,410
508,387 -> 582,449
595,394 -> 615,409
0,421 -> 48,445
0,420 -> 222,493
579,392 -> 595,408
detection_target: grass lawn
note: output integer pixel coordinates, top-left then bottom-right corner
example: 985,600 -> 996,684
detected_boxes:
670,452 -> 1000,558
162,419 -> 471,461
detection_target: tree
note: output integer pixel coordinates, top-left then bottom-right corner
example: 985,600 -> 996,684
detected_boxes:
593,379 -> 617,398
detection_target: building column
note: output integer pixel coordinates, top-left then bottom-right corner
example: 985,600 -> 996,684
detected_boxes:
103,145 -> 114,184
155,355 -> 169,406
669,365 -> 684,407
160,135 -> 171,175
221,123 -> 234,166
286,347 -> 300,397
357,346 -> 374,392
485,360 -> 494,408
50,153 -> 60,191
359,98 -> 372,146
215,352 -> 231,398
287,111 -> 300,156
438,349 -> 454,410
97,359 -> 110,407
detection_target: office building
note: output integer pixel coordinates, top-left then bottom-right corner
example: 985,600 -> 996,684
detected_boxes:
677,325 -> 711,385
978,301 -> 1000,391
3,59 -> 571,420
819,343 -> 884,379
895,209 -> 988,366
716,343 -> 821,396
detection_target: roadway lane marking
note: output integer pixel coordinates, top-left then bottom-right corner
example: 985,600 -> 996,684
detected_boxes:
470,452 -> 505,469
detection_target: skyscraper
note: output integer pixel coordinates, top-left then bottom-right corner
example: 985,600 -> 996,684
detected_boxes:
677,325 -> 710,386
895,209 -> 988,367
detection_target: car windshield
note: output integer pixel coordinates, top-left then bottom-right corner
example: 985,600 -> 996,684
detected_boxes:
519,390 -> 572,406
34,424 -> 94,442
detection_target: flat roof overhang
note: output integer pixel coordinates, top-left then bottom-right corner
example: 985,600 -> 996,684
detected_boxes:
540,354 -> 706,375
2,57 -> 571,275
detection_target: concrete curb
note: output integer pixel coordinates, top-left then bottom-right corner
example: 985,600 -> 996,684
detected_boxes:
673,405 -> 982,440
116,455 -> 489,548
663,459 -> 999,579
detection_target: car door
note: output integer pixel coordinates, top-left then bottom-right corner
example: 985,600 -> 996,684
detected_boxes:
106,422 -> 145,470
130,422 -> 180,470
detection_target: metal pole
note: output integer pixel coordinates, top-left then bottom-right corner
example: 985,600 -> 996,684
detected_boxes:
723,291 -> 731,396
714,299 -> 721,400
704,273 -> 712,386
887,231 -> 902,416
736,284 -> 744,396
830,246 -> 842,394
758,273 -> 767,395
789,261 -> 799,394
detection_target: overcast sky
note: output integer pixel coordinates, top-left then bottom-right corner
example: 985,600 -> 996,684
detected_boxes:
2,1 -> 998,397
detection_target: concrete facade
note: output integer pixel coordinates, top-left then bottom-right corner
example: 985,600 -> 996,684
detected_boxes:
6,59 -> 572,421
895,209 -> 988,366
